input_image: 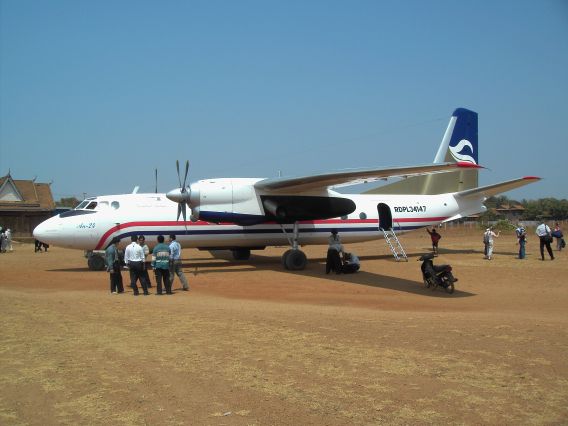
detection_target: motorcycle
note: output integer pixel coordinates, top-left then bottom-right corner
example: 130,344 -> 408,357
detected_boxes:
418,253 -> 457,294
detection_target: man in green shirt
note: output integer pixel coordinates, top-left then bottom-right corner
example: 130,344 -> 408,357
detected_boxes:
151,235 -> 172,295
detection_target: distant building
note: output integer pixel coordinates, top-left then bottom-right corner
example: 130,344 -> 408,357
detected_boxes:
0,173 -> 56,238
494,203 -> 525,221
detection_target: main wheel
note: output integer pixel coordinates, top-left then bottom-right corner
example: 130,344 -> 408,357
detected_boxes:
445,282 -> 455,294
283,250 -> 307,270
232,248 -> 251,260
88,255 -> 106,271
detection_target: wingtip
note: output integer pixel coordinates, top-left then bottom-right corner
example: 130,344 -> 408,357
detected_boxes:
523,176 -> 541,181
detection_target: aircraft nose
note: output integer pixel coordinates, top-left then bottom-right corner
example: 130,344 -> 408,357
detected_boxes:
33,216 -> 61,245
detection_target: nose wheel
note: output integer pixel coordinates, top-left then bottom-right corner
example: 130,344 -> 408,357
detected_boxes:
280,222 -> 307,270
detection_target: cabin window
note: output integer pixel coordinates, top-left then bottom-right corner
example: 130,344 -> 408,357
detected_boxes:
111,201 -> 120,210
341,215 -> 348,220
359,212 -> 367,220
98,201 -> 109,209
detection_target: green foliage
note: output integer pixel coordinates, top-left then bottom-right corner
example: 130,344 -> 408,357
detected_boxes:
481,195 -> 568,220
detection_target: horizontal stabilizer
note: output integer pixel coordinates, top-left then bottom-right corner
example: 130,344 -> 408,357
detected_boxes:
455,176 -> 541,199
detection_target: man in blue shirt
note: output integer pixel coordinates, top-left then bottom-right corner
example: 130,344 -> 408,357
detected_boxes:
168,235 -> 190,291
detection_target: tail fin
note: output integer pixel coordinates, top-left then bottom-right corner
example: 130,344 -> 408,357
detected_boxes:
365,108 -> 479,195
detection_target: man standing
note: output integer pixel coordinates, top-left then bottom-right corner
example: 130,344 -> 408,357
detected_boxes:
152,235 -> 172,295
125,235 -> 150,295
483,227 -> 500,260
515,223 -> 527,260
536,221 -> 554,261
138,235 -> 153,288
326,229 -> 344,274
105,237 -> 124,294
168,235 -> 189,291
426,228 -> 441,255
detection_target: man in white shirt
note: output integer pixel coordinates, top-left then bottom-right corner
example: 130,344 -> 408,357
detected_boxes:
535,221 -> 554,261
125,235 -> 150,295
483,227 -> 500,260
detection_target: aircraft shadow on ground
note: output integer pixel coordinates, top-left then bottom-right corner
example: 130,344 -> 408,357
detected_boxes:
48,267 -> 94,272
187,254 -> 475,298
46,251 -> 475,297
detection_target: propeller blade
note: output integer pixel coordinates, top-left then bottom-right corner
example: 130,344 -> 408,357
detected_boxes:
182,160 -> 189,191
177,203 -> 182,221
176,160 -> 182,188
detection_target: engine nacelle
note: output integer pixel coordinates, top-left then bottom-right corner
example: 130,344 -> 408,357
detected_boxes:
190,178 -> 265,225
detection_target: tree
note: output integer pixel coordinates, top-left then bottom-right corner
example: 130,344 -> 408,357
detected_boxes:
56,197 -> 81,208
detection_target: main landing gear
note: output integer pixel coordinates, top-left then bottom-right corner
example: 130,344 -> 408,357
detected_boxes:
280,222 -> 308,270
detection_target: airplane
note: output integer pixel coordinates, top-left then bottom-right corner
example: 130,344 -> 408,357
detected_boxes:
33,108 -> 540,271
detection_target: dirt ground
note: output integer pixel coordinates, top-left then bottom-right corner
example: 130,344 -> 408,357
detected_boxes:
1,227 -> 567,425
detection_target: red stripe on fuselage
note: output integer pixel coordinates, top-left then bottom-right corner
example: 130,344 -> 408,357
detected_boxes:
95,216 -> 449,249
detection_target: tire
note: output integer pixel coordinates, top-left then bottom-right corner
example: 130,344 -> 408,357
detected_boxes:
88,255 -> 106,271
444,272 -> 455,294
423,277 -> 431,288
284,250 -> 307,270
232,248 -> 251,260
282,249 -> 293,269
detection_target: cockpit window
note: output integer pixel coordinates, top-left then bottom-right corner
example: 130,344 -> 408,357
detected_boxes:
86,202 -> 98,210
111,201 -> 120,210
76,201 -> 89,209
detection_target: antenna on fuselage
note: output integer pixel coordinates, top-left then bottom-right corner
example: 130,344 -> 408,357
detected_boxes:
132,186 -> 139,194
155,168 -> 158,193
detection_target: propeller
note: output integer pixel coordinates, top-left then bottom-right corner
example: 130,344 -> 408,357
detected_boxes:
167,160 -> 192,224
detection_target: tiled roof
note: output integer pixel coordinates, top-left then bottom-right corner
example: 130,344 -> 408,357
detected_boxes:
0,175 -> 55,211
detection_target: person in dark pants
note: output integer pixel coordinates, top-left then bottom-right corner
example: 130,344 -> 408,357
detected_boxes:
152,235 -> 172,295
326,229 -> 344,274
342,252 -> 360,273
138,235 -> 153,288
426,228 -> 441,255
105,237 -> 124,294
124,235 -> 149,295
535,221 -> 554,261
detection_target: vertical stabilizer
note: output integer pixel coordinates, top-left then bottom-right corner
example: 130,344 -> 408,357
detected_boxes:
365,108 -> 478,195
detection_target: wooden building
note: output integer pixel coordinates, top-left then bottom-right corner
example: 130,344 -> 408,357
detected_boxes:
0,174 -> 56,238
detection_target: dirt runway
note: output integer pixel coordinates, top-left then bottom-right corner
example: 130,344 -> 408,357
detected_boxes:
1,228 -> 567,425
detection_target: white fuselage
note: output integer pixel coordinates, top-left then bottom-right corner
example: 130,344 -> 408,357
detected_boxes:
33,186 -> 485,251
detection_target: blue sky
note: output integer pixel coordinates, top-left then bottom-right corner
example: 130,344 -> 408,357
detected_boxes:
1,0 -> 567,201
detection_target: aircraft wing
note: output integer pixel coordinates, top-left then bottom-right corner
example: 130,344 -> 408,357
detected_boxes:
254,162 -> 479,193
454,176 -> 541,199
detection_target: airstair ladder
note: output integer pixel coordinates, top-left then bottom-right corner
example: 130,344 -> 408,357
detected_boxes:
381,227 -> 408,262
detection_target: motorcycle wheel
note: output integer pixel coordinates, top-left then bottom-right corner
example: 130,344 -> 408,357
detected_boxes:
444,272 -> 455,294
423,277 -> 431,288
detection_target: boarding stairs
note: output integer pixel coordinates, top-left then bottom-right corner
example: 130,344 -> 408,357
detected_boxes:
380,227 -> 408,262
